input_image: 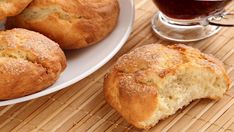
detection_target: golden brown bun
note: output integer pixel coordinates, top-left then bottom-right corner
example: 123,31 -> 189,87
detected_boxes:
0,0 -> 32,19
0,28 -> 66,100
7,0 -> 120,49
104,44 -> 230,129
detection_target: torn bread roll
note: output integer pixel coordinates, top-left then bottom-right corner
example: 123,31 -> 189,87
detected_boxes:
104,44 -> 230,129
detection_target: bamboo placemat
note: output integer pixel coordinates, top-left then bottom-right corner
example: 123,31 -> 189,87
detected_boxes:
0,0 -> 234,131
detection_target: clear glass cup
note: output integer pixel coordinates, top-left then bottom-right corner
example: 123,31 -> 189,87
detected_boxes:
152,0 -> 233,42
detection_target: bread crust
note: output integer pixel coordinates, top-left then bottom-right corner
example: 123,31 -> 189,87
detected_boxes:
7,0 -> 120,49
104,44 -> 230,129
0,0 -> 32,19
0,28 -> 66,100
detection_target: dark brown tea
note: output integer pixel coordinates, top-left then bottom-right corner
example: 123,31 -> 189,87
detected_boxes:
153,0 -> 231,19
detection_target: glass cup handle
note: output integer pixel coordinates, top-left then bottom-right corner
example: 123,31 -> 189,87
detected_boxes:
207,10 -> 234,27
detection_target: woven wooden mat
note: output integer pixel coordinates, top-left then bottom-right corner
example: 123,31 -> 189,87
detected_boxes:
0,0 -> 234,131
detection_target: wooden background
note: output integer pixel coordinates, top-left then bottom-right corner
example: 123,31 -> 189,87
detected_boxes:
0,0 -> 234,131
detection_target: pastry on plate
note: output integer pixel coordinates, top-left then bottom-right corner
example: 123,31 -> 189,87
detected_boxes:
0,28 -> 66,100
0,0 -> 32,19
7,0 -> 120,49
104,44 -> 230,129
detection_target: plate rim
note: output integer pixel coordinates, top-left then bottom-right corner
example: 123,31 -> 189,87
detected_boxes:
0,0 -> 135,106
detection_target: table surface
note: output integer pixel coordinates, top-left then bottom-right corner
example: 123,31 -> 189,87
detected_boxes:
0,0 -> 234,131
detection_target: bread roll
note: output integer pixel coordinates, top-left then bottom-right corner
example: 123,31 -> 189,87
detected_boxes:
7,0 -> 120,49
104,44 -> 230,129
0,0 -> 32,19
0,28 -> 66,100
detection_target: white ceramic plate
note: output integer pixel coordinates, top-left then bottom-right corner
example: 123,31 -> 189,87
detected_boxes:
0,0 -> 135,106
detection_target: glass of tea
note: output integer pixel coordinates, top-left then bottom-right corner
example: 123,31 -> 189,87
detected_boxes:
152,0 -> 232,42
